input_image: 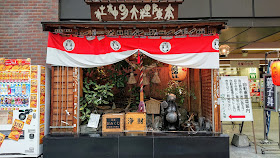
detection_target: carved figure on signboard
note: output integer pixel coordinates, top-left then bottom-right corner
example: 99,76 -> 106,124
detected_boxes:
107,4 -> 119,19
119,4 -> 128,20
154,8 -> 163,20
164,4 -> 174,20
152,3 -> 158,15
130,5 -> 139,20
140,4 -> 152,19
95,5 -> 107,21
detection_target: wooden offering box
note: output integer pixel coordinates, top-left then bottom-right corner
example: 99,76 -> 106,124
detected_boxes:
125,112 -> 146,131
102,113 -> 124,132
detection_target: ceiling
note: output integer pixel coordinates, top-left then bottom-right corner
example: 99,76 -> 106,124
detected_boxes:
219,27 -> 280,55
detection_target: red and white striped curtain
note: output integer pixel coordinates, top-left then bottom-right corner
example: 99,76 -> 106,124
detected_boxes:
46,32 -> 220,69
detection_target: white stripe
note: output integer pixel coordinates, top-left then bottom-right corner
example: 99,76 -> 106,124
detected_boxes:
47,47 -> 136,67
140,49 -> 219,69
47,47 -> 219,69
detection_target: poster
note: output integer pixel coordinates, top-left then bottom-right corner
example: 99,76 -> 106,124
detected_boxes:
220,76 -> 253,121
249,79 -> 260,97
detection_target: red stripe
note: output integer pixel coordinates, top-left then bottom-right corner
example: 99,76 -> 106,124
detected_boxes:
48,32 -> 219,55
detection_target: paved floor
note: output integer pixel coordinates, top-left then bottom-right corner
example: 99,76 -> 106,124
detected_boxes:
223,108 -> 280,158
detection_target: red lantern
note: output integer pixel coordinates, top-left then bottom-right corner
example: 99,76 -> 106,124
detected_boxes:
271,61 -> 280,86
168,65 -> 187,81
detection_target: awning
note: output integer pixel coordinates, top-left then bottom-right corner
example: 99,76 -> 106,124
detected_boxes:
46,32 -> 220,69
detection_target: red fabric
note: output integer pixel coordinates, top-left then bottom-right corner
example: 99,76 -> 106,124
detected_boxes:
48,32 -> 219,55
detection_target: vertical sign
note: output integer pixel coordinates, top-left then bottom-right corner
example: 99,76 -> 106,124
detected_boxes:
220,76 -> 253,121
264,74 -> 277,111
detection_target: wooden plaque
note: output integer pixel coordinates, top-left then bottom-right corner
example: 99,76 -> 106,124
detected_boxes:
146,98 -> 161,114
125,112 -> 146,131
102,113 -> 124,132
86,2 -> 180,21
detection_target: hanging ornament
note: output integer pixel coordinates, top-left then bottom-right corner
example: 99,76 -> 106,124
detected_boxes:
168,65 -> 187,81
151,71 -> 161,84
127,72 -> 137,84
143,73 -> 149,85
271,61 -> 280,86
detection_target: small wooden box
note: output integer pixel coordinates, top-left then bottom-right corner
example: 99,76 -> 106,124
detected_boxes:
102,113 -> 124,132
125,112 -> 146,131
146,98 -> 161,114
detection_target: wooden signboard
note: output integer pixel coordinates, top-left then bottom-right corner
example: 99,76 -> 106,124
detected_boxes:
85,1 -> 182,21
102,113 -> 124,132
125,112 -> 146,131
146,98 -> 161,114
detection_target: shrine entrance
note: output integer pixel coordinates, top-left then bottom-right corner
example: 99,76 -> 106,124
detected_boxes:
41,1 -> 229,157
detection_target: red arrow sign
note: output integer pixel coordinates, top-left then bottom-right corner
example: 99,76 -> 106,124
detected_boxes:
229,115 -> 245,119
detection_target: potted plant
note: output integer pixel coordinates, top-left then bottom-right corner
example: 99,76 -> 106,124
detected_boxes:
79,77 -> 114,132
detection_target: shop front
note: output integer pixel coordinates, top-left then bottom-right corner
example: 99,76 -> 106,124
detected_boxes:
41,1 -> 228,158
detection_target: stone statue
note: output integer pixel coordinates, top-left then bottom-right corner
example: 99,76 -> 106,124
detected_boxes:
161,94 -> 180,131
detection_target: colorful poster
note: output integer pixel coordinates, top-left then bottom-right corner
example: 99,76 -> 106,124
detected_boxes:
26,115 -> 32,125
11,119 -> 24,131
0,133 -> 5,147
30,93 -> 37,108
31,65 -> 37,72
4,59 -> 30,71
40,124 -> 44,144
7,111 -> 13,124
40,104 -> 45,124
8,131 -> 20,141
40,73 -> 45,85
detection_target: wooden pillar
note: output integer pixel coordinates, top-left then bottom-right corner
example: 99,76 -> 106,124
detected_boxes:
213,69 -> 221,132
187,68 -> 191,112
194,69 -> 202,117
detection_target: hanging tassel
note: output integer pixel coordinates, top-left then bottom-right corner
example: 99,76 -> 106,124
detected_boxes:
127,72 -> 137,84
151,71 -> 161,84
143,73 -> 149,85
138,101 -> 146,112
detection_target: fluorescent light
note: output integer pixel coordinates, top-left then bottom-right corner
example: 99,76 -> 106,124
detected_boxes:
242,42 -> 280,51
242,48 -> 280,50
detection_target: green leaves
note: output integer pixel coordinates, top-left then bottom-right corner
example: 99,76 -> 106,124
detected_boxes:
80,78 -> 114,125
161,80 -> 196,106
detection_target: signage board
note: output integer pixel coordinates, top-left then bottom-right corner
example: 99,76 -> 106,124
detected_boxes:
102,113 -> 124,132
264,74 -> 277,111
85,2 -> 181,21
230,60 -> 260,68
220,76 -> 253,121
54,27 -> 207,36
249,73 -> 256,79
87,113 -> 100,128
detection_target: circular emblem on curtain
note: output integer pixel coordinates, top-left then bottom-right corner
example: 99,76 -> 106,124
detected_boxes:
212,38 -> 219,50
110,40 -> 121,51
160,42 -> 171,53
63,39 -> 75,51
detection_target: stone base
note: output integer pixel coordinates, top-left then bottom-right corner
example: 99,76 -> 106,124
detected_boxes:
231,134 -> 250,147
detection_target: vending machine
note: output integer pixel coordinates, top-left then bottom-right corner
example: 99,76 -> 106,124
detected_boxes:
0,58 -> 50,157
